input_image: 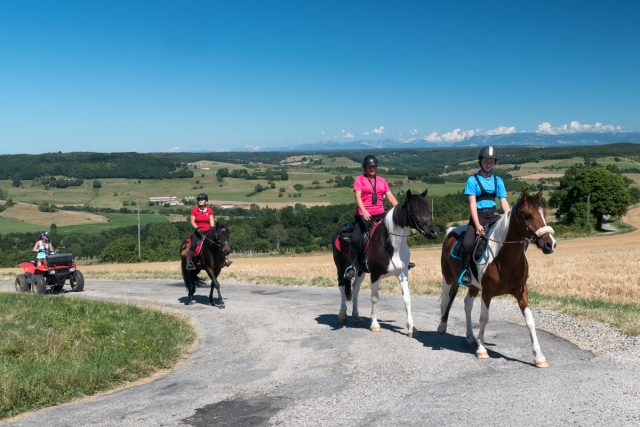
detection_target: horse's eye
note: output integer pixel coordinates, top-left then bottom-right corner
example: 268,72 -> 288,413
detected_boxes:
524,214 -> 532,220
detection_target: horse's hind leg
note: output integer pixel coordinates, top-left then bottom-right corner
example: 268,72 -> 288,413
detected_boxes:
438,276 -> 459,334
351,274 -> 365,325
338,284 -> 348,324
397,271 -> 415,337
464,287 -> 479,345
516,292 -> 548,367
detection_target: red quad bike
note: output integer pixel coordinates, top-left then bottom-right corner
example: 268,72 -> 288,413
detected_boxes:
15,252 -> 84,294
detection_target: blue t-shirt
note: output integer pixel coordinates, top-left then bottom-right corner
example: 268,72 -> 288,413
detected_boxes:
464,174 -> 507,209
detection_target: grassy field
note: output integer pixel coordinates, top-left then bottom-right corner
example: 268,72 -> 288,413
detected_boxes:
0,294 -> 195,419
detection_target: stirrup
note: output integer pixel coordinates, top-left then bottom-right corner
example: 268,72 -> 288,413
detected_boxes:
343,265 -> 357,280
408,262 -> 415,270
457,269 -> 471,286
224,258 -> 233,267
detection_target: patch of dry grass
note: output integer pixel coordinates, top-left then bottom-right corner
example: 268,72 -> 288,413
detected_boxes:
0,202 -> 108,227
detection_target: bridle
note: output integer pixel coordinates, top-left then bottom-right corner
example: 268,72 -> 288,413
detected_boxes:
203,225 -> 229,249
483,204 -> 554,247
387,197 -> 433,238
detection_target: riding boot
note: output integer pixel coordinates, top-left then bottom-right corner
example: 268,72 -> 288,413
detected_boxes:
185,251 -> 196,270
458,251 -> 471,286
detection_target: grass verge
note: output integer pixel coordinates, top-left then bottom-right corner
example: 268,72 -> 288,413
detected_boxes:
0,294 -> 195,420
528,291 -> 640,336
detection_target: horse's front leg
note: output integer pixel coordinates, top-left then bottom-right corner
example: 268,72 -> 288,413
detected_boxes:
351,273 -> 365,325
369,278 -> 381,332
338,284 -> 348,324
475,297 -> 490,359
521,306 -> 548,368
207,271 -> 225,308
397,270 -> 415,337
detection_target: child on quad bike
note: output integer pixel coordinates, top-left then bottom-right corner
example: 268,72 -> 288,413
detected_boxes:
32,231 -> 54,267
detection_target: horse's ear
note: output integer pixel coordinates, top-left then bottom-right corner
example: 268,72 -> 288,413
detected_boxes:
520,188 -> 529,200
420,189 -> 428,198
534,189 -> 543,200
406,189 -> 412,198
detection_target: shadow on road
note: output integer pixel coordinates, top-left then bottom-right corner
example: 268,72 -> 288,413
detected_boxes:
314,313 -> 410,335
415,331 -> 534,367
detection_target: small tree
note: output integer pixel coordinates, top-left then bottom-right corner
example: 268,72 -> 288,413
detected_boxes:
93,179 -> 102,188
549,166 -> 633,229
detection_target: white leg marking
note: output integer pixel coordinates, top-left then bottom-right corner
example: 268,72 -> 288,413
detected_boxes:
370,279 -> 381,332
523,307 -> 548,368
338,286 -> 348,323
464,293 -> 475,344
398,271 -> 414,336
476,299 -> 489,358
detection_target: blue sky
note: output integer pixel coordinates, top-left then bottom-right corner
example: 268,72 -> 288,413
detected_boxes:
1,0 -> 639,153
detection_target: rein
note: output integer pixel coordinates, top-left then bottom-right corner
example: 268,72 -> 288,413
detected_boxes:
386,198 -> 431,238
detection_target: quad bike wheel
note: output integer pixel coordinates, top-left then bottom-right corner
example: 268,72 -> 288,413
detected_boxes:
70,271 -> 84,292
15,274 -> 30,292
33,275 -> 47,294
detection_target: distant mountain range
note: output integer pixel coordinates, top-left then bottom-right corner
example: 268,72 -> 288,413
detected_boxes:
274,131 -> 640,152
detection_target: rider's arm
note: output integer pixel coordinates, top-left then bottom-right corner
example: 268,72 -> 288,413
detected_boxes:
354,190 -> 370,220
209,211 -> 215,228
190,214 -> 198,229
499,197 -> 511,213
384,190 -> 398,207
32,241 -> 39,253
468,195 -> 483,234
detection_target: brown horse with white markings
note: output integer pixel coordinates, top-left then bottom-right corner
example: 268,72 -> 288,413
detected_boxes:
438,189 -> 556,367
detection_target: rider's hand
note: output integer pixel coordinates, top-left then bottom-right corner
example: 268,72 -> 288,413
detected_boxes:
362,210 -> 371,221
195,228 -> 204,237
475,224 -> 485,235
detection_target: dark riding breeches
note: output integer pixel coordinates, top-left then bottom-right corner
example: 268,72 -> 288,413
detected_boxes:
189,233 -> 201,251
462,208 -> 501,261
350,214 -> 384,263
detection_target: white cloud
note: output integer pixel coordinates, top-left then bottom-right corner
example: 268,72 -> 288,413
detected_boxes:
409,129 -> 418,136
441,128 -> 477,142
341,129 -> 355,139
372,125 -> 385,135
424,132 -> 441,142
536,121 -> 622,135
486,126 -> 517,136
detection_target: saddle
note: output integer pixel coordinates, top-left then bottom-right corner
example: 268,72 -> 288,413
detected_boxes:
448,224 -> 495,264
180,236 -> 205,258
335,220 -> 384,271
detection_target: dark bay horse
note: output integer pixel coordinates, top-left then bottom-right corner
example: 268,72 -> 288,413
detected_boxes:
438,189 -> 557,367
180,224 -> 231,307
332,190 -> 438,336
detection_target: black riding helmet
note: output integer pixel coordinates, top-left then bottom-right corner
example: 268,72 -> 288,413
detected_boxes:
478,146 -> 498,168
196,193 -> 208,201
362,155 -> 379,168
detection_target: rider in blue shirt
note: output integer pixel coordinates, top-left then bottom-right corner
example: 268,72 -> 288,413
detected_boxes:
459,146 -> 511,285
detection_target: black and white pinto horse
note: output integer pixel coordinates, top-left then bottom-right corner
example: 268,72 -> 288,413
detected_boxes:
180,224 -> 231,307
439,189 -> 557,367
332,190 -> 438,336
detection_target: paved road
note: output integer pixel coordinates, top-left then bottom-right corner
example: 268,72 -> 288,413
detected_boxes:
1,280 -> 639,426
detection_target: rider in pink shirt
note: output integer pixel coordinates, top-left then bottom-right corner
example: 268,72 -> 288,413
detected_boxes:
343,154 -> 398,279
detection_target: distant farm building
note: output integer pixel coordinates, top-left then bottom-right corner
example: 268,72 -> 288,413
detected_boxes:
149,196 -> 183,206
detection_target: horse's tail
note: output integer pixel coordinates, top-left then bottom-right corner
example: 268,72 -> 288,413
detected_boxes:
332,225 -> 353,301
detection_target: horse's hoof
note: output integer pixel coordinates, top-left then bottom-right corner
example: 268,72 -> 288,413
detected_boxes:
338,311 -> 347,324
535,360 -> 549,368
189,299 -> 195,305
476,351 -> 489,359
219,304 -> 226,309
370,325 -> 381,332
353,316 -> 363,325
437,323 -> 447,334
407,328 -> 417,338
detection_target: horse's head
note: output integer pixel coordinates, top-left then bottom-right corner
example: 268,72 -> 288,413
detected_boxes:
205,224 -> 231,256
513,189 -> 557,254
401,189 -> 438,239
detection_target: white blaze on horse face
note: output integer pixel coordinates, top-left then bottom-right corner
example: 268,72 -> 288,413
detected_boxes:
538,207 -> 557,250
